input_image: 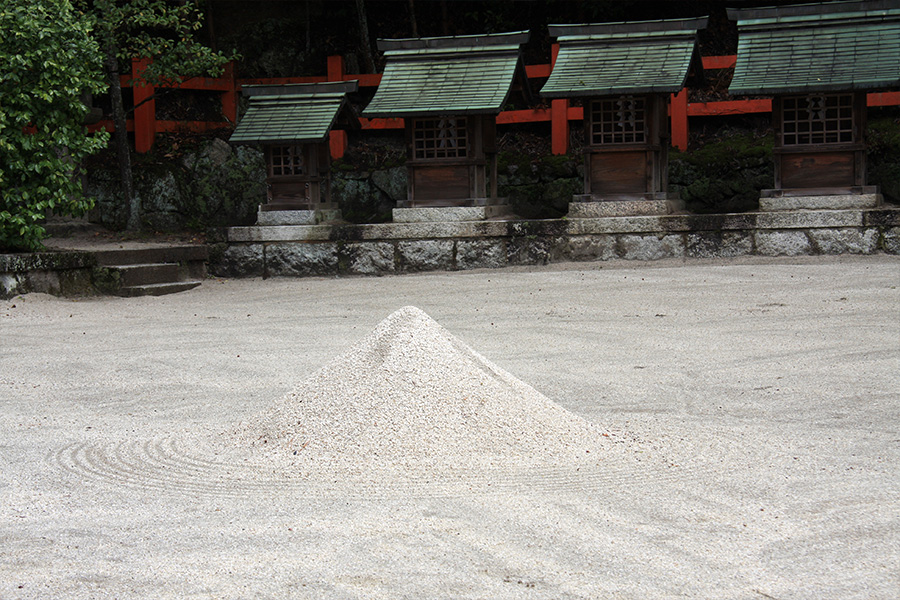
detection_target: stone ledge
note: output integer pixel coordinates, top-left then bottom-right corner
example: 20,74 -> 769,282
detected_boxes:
211,206 -> 900,279
0,251 -> 96,273
568,199 -> 683,218
760,194 -> 883,212
227,220 -> 510,243
224,207 -> 900,244
392,205 -> 511,223
256,209 -> 342,226
1,251 -> 98,299
754,210 -> 864,229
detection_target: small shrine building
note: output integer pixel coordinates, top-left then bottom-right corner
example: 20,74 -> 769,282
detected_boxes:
229,81 -> 359,225
729,1 -> 900,210
541,17 -> 707,217
363,31 -> 530,222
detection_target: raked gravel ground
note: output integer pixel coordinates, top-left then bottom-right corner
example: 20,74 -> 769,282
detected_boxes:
1,255 -> 898,599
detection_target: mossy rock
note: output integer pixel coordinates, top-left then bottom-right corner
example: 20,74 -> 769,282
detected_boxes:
867,114 -> 900,204
85,139 -> 265,231
669,130 -> 773,213
371,167 -> 407,202
332,176 -> 393,224
505,178 -> 578,219
536,154 -> 579,182
541,178 -> 580,216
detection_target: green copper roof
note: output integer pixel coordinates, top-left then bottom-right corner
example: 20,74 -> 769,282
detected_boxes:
362,31 -> 529,118
230,81 -> 358,145
541,18 -> 707,98
729,1 -> 900,95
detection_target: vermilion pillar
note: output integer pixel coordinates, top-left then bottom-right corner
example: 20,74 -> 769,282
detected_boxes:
327,55 -> 345,82
670,88 -> 689,151
548,43 -> 569,155
131,58 -> 156,153
329,130 -> 348,159
326,55 -> 348,159
551,99 -> 569,155
221,62 -> 238,124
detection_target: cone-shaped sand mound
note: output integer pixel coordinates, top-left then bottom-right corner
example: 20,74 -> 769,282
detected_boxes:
230,306 -> 609,479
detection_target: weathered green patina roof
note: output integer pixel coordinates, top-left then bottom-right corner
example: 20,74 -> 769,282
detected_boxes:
541,18 -> 707,98
729,1 -> 900,95
362,31 -> 530,118
230,81 -> 358,145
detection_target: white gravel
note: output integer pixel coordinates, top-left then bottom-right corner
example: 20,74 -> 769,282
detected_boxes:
1,255 -> 898,599
230,306 -> 610,480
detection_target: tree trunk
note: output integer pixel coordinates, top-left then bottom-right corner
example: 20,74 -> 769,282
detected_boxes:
408,0 -> 418,37
306,0 -> 311,53
104,43 -> 139,231
204,0 -> 217,52
440,0 -> 450,36
355,0 -> 376,74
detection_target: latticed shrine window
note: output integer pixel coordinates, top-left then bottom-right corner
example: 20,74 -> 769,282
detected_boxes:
269,145 -> 304,176
413,118 -> 468,159
591,96 -> 647,145
782,94 -> 854,146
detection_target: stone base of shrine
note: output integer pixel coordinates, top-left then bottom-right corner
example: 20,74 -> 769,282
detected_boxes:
760,187 -> 882,212
393,204 -> 512,223
256,208 -> 342,226
212,206 -> 900,279
568,195 -> 684,218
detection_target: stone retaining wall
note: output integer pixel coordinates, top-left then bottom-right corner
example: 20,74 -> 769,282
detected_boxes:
0,252 -> 98,299
209,207 -> 900,278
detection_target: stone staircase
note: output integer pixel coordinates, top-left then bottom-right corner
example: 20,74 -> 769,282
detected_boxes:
91,246 -> 208,297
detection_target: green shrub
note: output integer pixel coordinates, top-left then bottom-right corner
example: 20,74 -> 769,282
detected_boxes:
0,0 -> 109,251
498,149 -> 582,219
669,129 -> 773,214
867,113 -> 900,204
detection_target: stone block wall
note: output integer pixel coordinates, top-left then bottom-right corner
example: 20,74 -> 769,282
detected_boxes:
209,208 -> 900,278
0,252 -> 98,299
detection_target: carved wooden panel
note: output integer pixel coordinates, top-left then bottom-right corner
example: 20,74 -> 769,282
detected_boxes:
412,165 -> 471,204
269,181 -> 315,208
590,151 -> 647,195
780,152 -> 854,189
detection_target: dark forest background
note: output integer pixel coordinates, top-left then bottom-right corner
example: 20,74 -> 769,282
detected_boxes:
203,0 -> 794,79
84,1 -> 898,231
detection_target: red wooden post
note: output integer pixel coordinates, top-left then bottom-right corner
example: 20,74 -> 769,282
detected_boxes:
670,88 -> 689,151
327,55 -> 345,82
132,58 -> 156,153
221,61 -> 238,124
326,55 -> 348,159
329,130 -> 348,160
868,90 -> 900,107
551,99 -> 569,155
548,43 -> 569,155
550,42 -> 560,70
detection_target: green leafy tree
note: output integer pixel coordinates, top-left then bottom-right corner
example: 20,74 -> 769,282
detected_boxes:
83,0 -> 234,230
0,0 -> 109,251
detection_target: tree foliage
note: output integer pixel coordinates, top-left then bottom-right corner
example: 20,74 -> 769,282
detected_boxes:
0,0 -> 109,251
79,0 -> 234,231
85,0 -> 231,87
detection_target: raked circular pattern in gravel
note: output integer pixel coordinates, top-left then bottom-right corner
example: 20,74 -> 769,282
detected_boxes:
49,306 -> 715,500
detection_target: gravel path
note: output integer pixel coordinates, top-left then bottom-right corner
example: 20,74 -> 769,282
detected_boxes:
1,255 -> 898,599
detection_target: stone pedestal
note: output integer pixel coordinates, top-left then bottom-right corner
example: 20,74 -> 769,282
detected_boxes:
568,195 -> 684,218
256,209 -> 342,226
759,188 -> 883,211
393,205 -> 512,223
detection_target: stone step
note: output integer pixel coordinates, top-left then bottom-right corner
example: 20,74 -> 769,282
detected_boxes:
87,245 -> 208,296
112,263 -> 182,288
257,209 -> 342,226
117,280 -> 203,297
92,245 -> 208,267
